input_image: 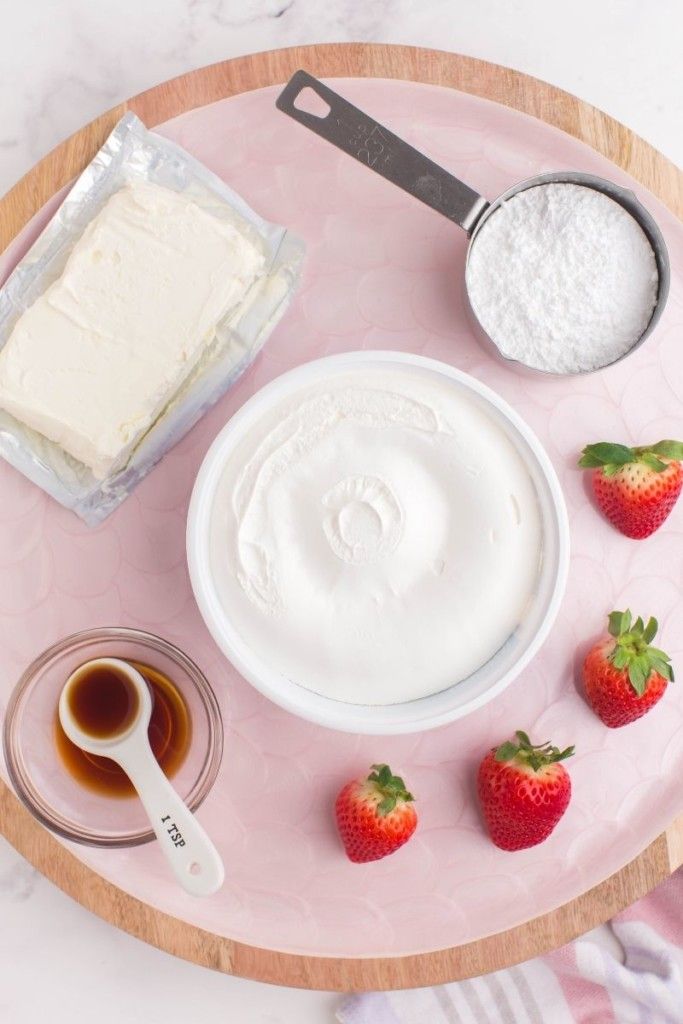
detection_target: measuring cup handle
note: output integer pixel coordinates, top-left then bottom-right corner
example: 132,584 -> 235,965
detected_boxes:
276,70 -> 489,233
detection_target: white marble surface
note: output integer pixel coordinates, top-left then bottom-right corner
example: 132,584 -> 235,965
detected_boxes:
0,1 -> 681,1021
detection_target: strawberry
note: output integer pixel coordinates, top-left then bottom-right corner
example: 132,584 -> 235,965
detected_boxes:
583,609 -> 674,727
335,763 -> 417,863
477,731 -> 574,851
578,440 -> 683,539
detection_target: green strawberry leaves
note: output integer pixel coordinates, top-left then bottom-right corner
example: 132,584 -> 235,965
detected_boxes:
579,443 -> 635,471
639,453 -> 669,473
648,440 -> 683,460
643,618 -> 659,644
628,655 -> 652,696
494,731 -> 574,771
368,763 -> 414,817
608,609 -> 632,637
607,608 -> 674,696
579,439 -> 683,476
495,741 -> 518,761
611,646 -> 630,672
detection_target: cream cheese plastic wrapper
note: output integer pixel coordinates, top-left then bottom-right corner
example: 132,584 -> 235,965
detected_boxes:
0,113 -> 305,525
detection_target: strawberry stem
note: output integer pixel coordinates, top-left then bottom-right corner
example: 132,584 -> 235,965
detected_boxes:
579,440 -> 683,476
494,731 -> 574,771
606,609 -> 674,696
368,764 -> 414,817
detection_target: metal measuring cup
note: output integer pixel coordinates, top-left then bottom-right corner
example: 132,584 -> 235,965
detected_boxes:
276,71 -> 670,375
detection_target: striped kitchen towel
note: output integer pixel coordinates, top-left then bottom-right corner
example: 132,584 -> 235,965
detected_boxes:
337,869 -> 683,1023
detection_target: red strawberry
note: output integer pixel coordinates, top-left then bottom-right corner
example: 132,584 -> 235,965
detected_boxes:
335,763 -> 417,863
583,609 -> 674,727
477,731 -> 574,851
579,440 -> 683,539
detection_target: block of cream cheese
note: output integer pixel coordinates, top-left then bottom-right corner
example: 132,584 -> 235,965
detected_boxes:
0,181 -> 266,478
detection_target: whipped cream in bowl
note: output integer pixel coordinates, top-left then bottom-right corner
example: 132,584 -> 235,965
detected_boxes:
187,353 -> 569,734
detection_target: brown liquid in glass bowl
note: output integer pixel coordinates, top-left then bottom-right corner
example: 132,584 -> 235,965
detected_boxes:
67,662 -> 140,739
55,660 -> 191,798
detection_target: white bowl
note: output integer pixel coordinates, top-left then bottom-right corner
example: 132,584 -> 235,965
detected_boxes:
187,352 -> 569,734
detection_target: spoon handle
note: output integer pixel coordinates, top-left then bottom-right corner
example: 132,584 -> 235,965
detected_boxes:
119,744 -> 224,897
276,70 -> 489,233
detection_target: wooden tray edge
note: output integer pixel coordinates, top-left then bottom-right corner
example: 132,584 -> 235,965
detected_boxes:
2,782 -> 681,990
2,43 -> 682,252
1,42 -> 682,990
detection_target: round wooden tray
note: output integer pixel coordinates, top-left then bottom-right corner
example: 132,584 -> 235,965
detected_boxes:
1,43 -> 682,991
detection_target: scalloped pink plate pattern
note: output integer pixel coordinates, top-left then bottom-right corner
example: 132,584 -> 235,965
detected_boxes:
1,80 -> 682,958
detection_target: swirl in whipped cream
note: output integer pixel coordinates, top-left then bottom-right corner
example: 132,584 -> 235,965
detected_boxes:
210,368 -> 542,705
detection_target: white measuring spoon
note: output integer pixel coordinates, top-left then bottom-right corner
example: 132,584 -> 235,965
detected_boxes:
59,657 -> 224,897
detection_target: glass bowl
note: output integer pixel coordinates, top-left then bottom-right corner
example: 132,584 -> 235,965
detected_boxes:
3,627 -> 223,848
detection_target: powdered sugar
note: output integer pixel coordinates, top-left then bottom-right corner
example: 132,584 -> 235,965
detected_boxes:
466,183 -> 659,373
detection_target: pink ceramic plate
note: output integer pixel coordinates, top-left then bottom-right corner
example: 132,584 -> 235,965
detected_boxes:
0,79 -> 682,958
